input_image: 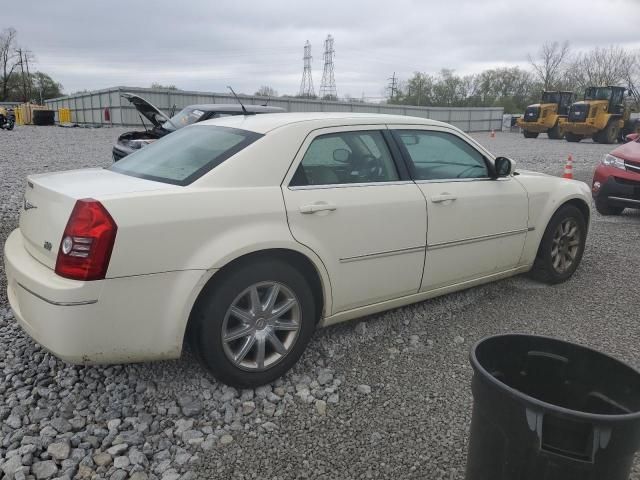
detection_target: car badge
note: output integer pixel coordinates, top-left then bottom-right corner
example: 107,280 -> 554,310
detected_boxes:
43,241 -> 52,251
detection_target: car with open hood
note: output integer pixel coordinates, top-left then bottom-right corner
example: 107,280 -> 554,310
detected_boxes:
112,93 -> 284,161
5,112 -> 591,387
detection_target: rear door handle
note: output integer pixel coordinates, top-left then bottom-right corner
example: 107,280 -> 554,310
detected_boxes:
431,193 -> 457,203
299,202 -> 337,214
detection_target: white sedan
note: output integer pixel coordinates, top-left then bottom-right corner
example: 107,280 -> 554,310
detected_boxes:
4,113 -> 591,387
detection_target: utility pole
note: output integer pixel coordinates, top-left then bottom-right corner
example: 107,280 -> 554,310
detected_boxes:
17,49 -> 28,103
319,34 -> 337,100
387,72 -> 398,100
24,49 -> 32,102
298,40 -> 315,98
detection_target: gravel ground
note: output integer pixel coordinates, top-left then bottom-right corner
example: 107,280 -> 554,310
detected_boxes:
1,125 -> 639,480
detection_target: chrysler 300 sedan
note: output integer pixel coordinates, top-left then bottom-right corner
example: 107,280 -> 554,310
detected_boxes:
4,113 -> 591,387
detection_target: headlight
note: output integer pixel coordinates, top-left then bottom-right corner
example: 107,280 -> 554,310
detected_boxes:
602,154 -> 625,170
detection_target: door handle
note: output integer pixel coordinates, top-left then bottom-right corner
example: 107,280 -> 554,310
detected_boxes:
431,193 -> 457,203
299,202 -> 337,214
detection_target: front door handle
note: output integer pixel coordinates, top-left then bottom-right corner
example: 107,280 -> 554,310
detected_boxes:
299,202 -> 337,214
431,193 -> 457,203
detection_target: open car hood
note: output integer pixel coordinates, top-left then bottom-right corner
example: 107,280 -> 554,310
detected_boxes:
121,93 -> 175,129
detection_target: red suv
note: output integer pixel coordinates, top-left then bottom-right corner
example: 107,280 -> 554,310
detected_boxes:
592,133 -> 640,215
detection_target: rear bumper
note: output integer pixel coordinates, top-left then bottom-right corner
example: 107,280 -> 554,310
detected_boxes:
4,228 -> 208,364
592,166 -> 640,209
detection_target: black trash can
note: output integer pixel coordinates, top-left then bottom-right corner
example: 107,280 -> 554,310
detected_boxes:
466,334 -> 640,480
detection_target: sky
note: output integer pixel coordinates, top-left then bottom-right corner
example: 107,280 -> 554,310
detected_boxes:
4,0 -> 640,100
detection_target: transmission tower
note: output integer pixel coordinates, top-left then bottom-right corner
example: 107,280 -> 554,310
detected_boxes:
319,34 -> 337,100
299,41 -> 316,98
387,72 -> 398,100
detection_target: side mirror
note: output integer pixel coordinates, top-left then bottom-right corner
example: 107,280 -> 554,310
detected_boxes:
494,156 -> 515,177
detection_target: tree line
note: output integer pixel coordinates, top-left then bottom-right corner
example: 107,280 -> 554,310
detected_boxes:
387,42 -> 639,113
0,27 -> 63,103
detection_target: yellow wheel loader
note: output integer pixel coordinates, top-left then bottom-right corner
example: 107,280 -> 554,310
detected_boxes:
517,91 -> 575,139
563,86 -> 640,144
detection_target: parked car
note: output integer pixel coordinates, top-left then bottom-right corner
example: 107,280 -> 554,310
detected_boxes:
112,92 -> 284,161
5,113 -> 591,387
592,134 -> 640,215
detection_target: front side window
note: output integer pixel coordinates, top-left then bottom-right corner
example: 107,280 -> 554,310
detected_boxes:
395,130 -> 488,181
110,125 -> 262,185
290,130 -> 399,186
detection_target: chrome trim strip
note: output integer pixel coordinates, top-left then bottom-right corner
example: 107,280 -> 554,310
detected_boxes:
428,228 -> 529,250
17,282 -> 98,307
609,196 -> 640,205
339,245 -> 424,263
624,163 -> 640,173
415,177 -> 494,184
289,180 -> 415,191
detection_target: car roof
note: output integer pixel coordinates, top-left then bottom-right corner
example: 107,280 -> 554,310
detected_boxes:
183,104 -> 284,113
196,112 -> 451,134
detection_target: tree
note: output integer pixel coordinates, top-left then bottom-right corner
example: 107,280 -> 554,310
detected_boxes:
565,46 -> 638,93
255,85 -> 278,97
31,71 -> 63,102
0,27 -> 19,101
528,41 -> 571,90
150,83 -> 178,90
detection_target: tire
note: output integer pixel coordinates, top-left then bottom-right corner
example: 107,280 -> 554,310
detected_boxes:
547,122 -> 563,140
523,130 -> 539,139
594,120 -> 619,144
189,258 -> 317,388
595,199 -> 624,216
528,205 -> 587,284
565,132 -> 583,142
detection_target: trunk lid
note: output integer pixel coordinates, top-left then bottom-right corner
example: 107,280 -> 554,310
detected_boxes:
20,168 -> 175,269
121,93 -> 176,130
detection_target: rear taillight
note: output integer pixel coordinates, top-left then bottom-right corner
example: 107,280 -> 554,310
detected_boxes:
55,199 -> 117,281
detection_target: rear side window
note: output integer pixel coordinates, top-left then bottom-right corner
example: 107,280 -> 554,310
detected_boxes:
395,130 -> 488,180
110,125 -> 262,185
290,130 -> 399,186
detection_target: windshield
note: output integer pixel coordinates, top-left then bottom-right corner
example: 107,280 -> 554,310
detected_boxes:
110,125 -> 262,185
585,87 -> 612,101
541,92 -> 560,104
161,107 -> 209,131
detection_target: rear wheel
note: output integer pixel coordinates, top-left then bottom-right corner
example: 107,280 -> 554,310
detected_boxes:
595,199 -> 624,216
523,130 -> 539,139
529,205 -> 586,284
189,259 -> 317,388
565,132 -> 583,142
547,121 -> 563,140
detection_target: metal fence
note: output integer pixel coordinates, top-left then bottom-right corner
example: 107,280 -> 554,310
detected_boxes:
45,86 -> 504,132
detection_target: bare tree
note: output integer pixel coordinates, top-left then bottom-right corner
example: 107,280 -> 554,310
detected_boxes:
528,41 -> 571,90
0,27 -> 19,101
565,45 -> 637,93
255,85 -> 278,98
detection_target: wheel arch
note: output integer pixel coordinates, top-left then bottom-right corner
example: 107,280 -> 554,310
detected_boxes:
184,247 -> 330,345
532,197 -> 591,260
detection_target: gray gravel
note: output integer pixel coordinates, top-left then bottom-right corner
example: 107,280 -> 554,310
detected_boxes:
1,125 -> 639,479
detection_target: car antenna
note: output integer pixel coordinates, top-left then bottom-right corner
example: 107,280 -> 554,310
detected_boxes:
227,86 -> 249,115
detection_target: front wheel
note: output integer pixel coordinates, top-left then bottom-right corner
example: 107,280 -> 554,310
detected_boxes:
189,259 -> 317,388
529,205 -> 587,284
523,130 -> 539,139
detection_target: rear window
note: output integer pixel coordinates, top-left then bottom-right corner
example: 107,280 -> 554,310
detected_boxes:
110,125 -> 262,185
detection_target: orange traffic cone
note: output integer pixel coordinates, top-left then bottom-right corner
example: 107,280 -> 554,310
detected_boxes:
562,154 -> 574,179
490,129 -> 496,138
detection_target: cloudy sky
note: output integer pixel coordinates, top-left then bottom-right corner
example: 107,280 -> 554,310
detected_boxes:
4,0 -> 640,99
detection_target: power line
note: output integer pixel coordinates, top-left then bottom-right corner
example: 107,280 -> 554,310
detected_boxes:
319,34 -> 337,100
299,40 -> 315,98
